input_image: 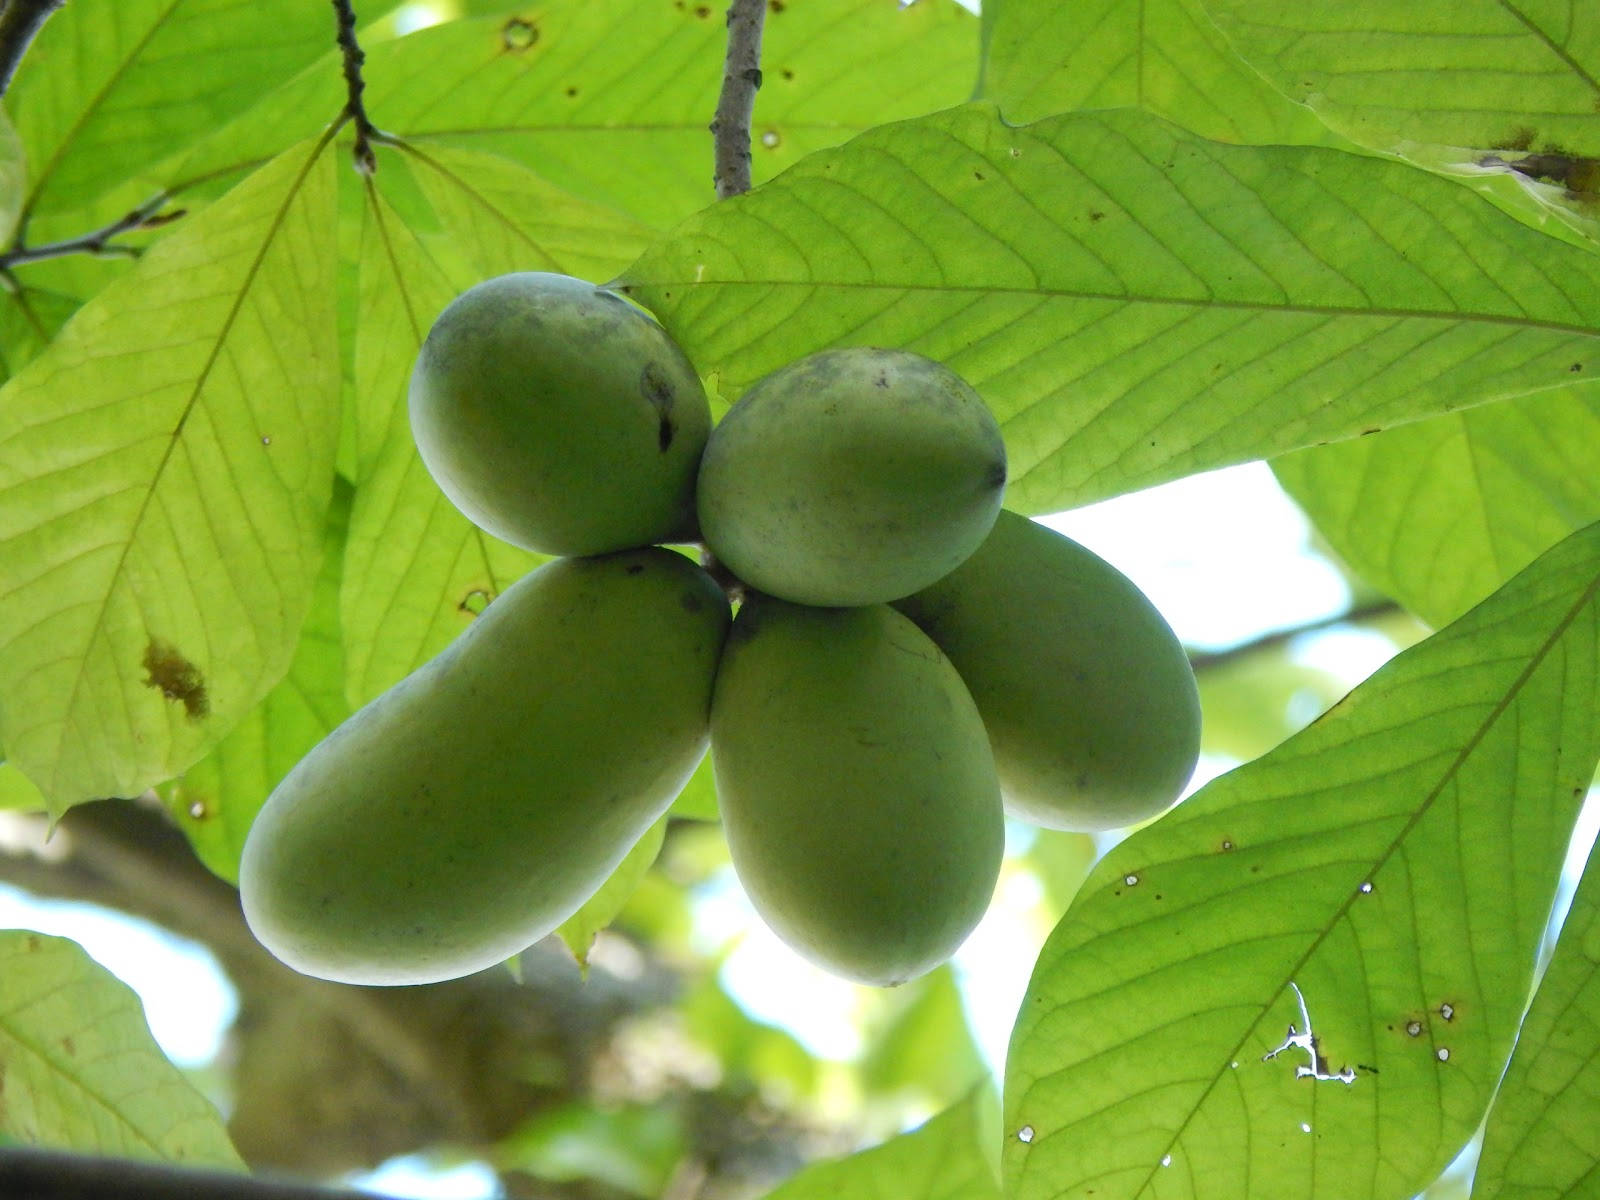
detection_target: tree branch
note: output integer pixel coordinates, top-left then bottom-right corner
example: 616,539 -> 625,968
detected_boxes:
1189,598 -> 1407,674
0,0 -> 63,101
0,194 -> 182,269
0,1147 -> 402,1200
709,0 -> 767,199
330,0 -> 379,174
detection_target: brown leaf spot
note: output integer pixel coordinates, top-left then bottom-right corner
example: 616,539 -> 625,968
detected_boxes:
143,640 -> 210,720
60,1036 -> 75,1057
501,16 -> 538,52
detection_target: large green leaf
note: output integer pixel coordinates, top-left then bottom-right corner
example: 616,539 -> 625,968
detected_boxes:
0,138 -> 341,813
764,1085 -> 1000,1200
1275,389 -> 1600,627
9,0 -> 331,224
345,0 -> 975,229
556,816 -> 669,971
0,285 -> 78,384
161,480 -> 352,884
0,107 -> 22,245
341,141 -> 654,702
621,103 -> 1600,516
0,931 -> 241,1166
1004,519 -> 1600,1200
979,0 -> 1332,144
1474,840 -> 1600,1199
1202,0 -> 1600,159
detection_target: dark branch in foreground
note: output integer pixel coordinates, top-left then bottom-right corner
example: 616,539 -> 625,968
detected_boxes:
0,0 -> 63,100
331,0 -> 380,174
1189,598 -> 1408,674
0,1147 -> 403,1200
0,194 -> 183,270
709,0 -> 767,199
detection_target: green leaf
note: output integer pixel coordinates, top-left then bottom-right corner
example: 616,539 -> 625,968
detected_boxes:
0,106 -> 23,245
349,0 -> 976,229
979,0 -> 1332,144
669,751 -> 719,821
860,966 -> 988,1107
499,1100 -> 684,1198
0,284 -> 78,384
0,762 -> 45,810
1004,520 -> 1600,1200
9,0 -> 332,221
1474,841 -> 1600,1199
557,817 -> 668,971
161,479 -> 353,884
763,1085 -> 1001,1200
621,103 -> 1600,516
0,930 -> 241,1166
1202,0 -> 1600,160
342,141 -> 654,701
1275,389 -> 1600,627
0,137 -> 341,813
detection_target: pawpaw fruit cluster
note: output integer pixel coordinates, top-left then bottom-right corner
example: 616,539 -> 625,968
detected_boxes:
240,271 -> 1200,991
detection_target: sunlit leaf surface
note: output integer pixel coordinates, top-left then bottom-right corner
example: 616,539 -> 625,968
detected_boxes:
979,0 -> 1332,144
1474,842 -> 1600,1199
623,104 -> 1600,516
162,482 -> 352,884
765,1085 -> 1000,1200
0,931 -> 241,1165
1203,0 -> 1600,158
557,817 -> 668,970
0,139 -> 340,813
1275,389 -> 1600,627
1005,520 -> 1600,1200
11,0 -> 330,221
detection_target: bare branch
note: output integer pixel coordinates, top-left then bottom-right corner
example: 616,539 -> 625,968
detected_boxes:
709,0 -> 767,199
0,193 -> 183,270
330,0 -> 380,174
0,1147 -> 402,1200
1189,598 -> 1407,674
0,0 -> 63,101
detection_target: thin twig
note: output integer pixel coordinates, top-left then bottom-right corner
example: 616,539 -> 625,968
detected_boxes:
330,0 -> 380,174
0,193 -> 181,270
0,1147 -> 403,1200
1189,598 -> 1407,674
709,0 -> 767,199
0,0 -> 63,100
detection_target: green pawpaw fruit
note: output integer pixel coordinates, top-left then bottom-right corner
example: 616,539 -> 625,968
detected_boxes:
409,272 -> 710,555
894,510 -> 1200,832
240,548 -> 730,985
697,348 -> 1006,606
711,595 -> 1003,986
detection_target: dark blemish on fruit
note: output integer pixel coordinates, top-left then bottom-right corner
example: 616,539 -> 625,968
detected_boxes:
875,372 -> 890,388
626,563 -> 646,576
1089,210 -> 1105,222
641,361 -> 676,413
500,16 -> 537,52
659,415 -> 675,451
1570,363 -> 1584,373
780,67 -> 794,81
680,590 -> 705,613
986,460 -> 1008,491
143,640 -> 209,720
565,85 -> 579,98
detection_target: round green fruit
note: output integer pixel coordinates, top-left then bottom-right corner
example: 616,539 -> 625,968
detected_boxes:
894,510 -> 1200,831
409,272 -> 710,555
711,595 -> 1003,986
697,348 -> 1006,606
240,548 -> 730,986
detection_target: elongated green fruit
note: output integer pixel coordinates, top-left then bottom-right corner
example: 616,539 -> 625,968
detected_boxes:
410,272 -> 710,555
240,549 -> 730,985
712,596 -> 1003,986
894,510 -> 1200,831
697,348 -> 1006,606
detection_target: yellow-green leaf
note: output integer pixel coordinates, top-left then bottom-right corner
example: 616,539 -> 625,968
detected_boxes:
0,931 -> 242,1167
0,138 -> 341,813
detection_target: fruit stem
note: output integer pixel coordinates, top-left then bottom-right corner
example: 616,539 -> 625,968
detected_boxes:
709,0 -> 768,199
